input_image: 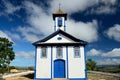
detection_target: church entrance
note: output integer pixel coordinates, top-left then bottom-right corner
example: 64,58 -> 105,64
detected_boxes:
54,59 -> 66,78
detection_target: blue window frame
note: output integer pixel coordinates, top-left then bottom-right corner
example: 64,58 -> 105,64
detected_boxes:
41,47 -> 47,58
58,17 -> 62,27
74,46 -> 80,58
56,47 -> 63,58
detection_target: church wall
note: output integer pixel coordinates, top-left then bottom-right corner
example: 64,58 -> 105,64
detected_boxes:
52,46 -> 67,61
68,46 -> 85,78
36,46 -> 51,78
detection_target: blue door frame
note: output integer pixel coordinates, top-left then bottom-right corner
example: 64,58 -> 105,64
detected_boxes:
54,59 -> 66,78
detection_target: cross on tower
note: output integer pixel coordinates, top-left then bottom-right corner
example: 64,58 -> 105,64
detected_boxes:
59,3 -> 61,9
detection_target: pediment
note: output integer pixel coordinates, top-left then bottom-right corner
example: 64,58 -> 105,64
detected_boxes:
44,33 -> 76,43
33,29 -> 87,46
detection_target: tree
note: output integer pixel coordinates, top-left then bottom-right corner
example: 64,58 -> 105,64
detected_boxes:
86,59 -> 97,70
0,37 -> 15,74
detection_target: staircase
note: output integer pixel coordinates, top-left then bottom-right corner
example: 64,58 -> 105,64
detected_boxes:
52,78 -> 67,80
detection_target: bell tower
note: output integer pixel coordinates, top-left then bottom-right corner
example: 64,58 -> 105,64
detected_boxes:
53,8 -> 67,31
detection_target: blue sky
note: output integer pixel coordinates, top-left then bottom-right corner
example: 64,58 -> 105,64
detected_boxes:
0,0 -> 120,67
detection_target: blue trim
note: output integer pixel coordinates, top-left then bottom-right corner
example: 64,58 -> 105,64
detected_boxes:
64,20 -> 66,31
66,46 -> 69,79
51,46 -> 53,79
64,26 -> 66,32
35,78 -> 51,80
35,78 -> 86,80
84,47 -> 88,80
34,46 -> 37,80
69,78 -> 86,80
54,21 -> 56,32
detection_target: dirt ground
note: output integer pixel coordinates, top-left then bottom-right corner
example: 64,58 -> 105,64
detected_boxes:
88,73 -> 120,80
4,73 -> 120,80
4,73 -> 33,80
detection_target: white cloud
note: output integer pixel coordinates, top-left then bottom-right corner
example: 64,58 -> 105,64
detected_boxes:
105,24 -> 120,42
6,31 -> 21,40
87,48 -> 120,57
67,19 -> 98,42
87,48 -> 102,56
87,0 -> 117,14
3,0 -> 118,43
23,1 -> 53,35
17,26 -> 41,42
100,0 -> 117,5
96,59 -> 120,65
18,1 -> 99,43
89,5 -> 116,14
15,51 -> 34,59
0,30 -> 12,41
1,0 -> 21,15
102,48 -> 120,57
49,0 -> 98,14
87,48 -> 120,65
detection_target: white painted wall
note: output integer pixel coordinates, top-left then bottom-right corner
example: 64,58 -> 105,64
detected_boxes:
36,47 -> 51,78
52,46 -> 67,61
68,46 -> 85,78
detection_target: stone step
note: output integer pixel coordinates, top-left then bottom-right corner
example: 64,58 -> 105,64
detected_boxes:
52,78 -> 67,80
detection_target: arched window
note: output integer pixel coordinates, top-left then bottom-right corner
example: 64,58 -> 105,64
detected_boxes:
58,17 -> 62,27
41,47 -> 47,58
56,47 -> 63,58
74,46 -> 80,58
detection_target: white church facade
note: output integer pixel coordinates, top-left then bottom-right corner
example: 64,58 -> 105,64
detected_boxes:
33,9 -> 88,80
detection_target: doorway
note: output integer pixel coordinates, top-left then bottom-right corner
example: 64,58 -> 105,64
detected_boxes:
54,59 -> 66,78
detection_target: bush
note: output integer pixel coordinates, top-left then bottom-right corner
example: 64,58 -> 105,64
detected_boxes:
0,67 -> 8,74
9,66 -> 16,70
86,59 -> 97,70
28,67 -> 34,70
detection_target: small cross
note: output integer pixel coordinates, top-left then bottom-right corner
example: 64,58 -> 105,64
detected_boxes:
59,3 -> 61,9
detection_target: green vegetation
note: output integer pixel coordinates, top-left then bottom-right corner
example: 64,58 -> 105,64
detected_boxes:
9,66 -> 34,71
9,66 -> 16,70
0,37 -> 15,74
86,59 -> 120,73
97,65 -> 120,73
86,59 -> 97,70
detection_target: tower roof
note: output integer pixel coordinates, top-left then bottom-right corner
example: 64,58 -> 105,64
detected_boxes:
53,8 -> 67,20
56,8 -> 64,14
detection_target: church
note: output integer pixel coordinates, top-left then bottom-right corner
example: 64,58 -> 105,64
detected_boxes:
33,8 -> 88,80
